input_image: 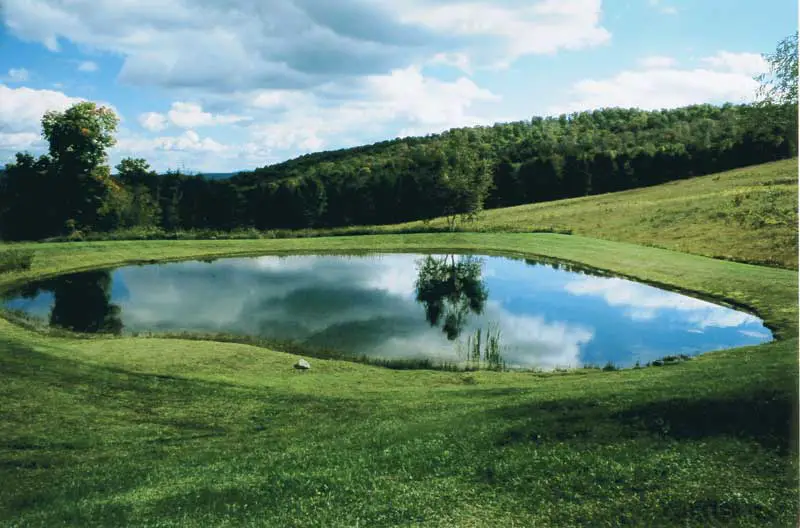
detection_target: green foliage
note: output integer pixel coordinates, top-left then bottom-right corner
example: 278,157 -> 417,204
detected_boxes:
0,249 -> 34,274
41,102 -> 118,172
756,32 -> 798,106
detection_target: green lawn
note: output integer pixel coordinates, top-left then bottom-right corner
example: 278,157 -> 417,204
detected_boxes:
1,232 -> 798,527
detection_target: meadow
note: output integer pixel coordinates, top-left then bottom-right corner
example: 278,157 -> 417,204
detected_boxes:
0,159 -> 798,526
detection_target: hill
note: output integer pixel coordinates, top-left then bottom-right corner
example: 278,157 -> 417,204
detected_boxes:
380,158 -> 799,269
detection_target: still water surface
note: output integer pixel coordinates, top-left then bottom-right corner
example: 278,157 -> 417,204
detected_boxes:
3,254 -> 772,369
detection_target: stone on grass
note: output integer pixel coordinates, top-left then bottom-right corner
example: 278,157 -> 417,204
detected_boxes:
294,358 -> 311,370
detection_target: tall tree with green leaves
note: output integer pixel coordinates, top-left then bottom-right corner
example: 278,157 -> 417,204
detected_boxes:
437,144 -> 493,230
41,102 -> 120,231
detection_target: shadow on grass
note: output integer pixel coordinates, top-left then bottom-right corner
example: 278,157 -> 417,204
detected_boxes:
614,390 -> 795,454
487,390 -> 796,454
0,337 -> 372,450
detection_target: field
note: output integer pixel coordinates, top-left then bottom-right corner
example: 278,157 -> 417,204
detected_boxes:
0,160 -> 798,526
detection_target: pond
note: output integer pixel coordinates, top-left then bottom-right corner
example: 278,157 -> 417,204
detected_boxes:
2,253 -> 772,369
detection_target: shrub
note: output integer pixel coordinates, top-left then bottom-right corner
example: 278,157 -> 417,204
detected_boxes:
0,248 -> 34,274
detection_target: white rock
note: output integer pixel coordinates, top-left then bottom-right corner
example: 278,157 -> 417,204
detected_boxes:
294,358 -> 311,370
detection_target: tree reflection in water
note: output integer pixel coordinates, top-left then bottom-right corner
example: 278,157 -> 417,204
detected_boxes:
7,270 -> 123,334
413,254 -> 488,340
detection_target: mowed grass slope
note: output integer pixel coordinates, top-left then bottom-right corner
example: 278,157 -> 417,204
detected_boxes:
378,158 -> 798,269
0,230 -> 798,526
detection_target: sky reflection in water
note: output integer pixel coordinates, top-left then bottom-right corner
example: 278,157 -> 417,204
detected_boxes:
3,254 -> 772,369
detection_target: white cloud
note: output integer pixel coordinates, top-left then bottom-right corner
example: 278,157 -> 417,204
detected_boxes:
638,56 -> 677,69
0,84 -> 123,161
0,84 -> 83,134
77,60 -> 99,72
6,68 -> 30,82
488,307 -> 594,369
701,51 -> 767,76
138,112 -> 168,132
110,128 -> 279,173
0,132 -> 41,150
245,66 -> 499,153
400,0 -> 610,65
1,0 -> 611,91
137,102 -> 251,133
551,51 -> 765,114
0,83 -> 83,157
117,129 -> 228,154
248,90 -> 311,110
167,102 -> 251,128
427,52 -> 473,74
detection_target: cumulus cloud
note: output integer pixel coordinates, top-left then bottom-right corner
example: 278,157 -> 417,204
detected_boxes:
701,51 -> 768,76
0,0 -> 610,91
117,129 -> 227,154
0,84 -> 83,154
243,66 -> 500,153
0,84 -> 123,163
138,112 -> 168,132
136,102 -> 251,133
400,0 -> 610,66
0,132 -> 41,150
550,51 -> 766,114
110,128 -> 280,173
167,102 -> 251,128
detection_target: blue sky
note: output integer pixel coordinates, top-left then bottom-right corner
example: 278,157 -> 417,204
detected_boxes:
0,0 -> 796,173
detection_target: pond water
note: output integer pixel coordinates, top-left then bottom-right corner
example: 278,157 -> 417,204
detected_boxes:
2,253 -> 772,369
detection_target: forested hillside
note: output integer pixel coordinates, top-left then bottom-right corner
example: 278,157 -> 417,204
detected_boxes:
231,103 -> 795,226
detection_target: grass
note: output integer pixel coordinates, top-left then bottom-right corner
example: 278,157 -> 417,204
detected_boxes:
0,160 -> 798,526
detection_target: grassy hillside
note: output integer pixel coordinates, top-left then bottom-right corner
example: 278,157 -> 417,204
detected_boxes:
0,233 -> 797,526
371,159 -> 798,269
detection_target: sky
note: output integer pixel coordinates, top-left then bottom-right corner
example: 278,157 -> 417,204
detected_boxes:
0,0 -> 796,173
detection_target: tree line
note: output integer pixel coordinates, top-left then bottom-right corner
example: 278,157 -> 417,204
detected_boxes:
1,34 -> 796,241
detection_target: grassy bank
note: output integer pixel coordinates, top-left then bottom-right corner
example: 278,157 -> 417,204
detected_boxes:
1,233 -> 798,526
